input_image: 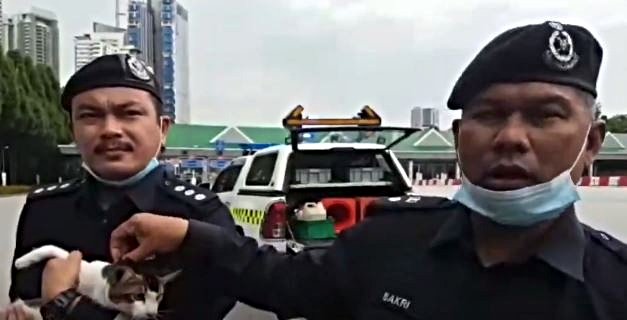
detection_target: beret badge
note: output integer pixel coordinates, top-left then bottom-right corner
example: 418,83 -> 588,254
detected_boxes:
543,21 -> 579,71
127,55 -> 152,81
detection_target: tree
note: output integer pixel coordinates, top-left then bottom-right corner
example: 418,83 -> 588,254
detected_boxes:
0,50 -> 74,185
605,115 -> 627,133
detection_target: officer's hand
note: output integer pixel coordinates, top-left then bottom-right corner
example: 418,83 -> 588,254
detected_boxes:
0,302 -> 34,320
41,251 -> 82,303
110,213 -> 189,262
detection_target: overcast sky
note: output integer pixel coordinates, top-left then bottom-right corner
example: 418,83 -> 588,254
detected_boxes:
4,0 -> 627,128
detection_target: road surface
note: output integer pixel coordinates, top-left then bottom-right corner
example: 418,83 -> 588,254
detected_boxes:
1,187 -> 626,318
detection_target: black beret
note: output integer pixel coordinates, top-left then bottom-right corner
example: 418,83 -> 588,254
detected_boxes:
61,54 -> 162,112
447,21 -> 603,110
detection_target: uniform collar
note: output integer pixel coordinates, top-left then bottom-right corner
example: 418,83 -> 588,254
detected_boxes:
123,165 -> 164,212
428,206 -> 472,250
77,165 -> 165,213
535,209 -> 586,282
429,206 -> 585,282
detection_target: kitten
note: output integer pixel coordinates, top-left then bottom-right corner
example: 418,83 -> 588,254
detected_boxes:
12,245 -> 181,320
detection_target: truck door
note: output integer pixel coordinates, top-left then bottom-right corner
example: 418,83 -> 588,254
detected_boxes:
229,151 -> 287,250
211,163 -> 244,208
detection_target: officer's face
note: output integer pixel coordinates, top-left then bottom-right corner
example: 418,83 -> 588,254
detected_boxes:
71,87 -> 171,180
453,82 -> 605,191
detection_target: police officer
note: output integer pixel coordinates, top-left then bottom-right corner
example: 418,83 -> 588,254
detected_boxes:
3,54 -> 238,320
65,22 -> 627,319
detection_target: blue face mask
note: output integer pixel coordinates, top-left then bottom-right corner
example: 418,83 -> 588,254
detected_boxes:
82,158 -> 160,187
81,118 -> 165,187
452,126 -> 590,227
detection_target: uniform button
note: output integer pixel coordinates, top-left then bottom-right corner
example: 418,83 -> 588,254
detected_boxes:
102,218 -> 108,224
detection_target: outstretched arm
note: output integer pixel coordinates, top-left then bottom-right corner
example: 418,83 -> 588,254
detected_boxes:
111,214 -> 353,319
183,220 -> 353,319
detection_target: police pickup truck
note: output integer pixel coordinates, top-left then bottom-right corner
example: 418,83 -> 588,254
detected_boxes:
211,106 -> 419,253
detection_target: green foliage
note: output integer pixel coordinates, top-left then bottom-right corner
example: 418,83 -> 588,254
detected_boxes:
604,115 -> 627,134
0,50 -> 73,185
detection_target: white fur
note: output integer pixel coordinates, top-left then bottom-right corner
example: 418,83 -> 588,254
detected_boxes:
14,245 -> 166,319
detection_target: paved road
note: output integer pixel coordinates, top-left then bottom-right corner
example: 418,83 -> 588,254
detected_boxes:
1,188 -> 626,318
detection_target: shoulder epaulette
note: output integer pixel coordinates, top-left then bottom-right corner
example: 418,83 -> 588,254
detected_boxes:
160,178 -> 218,206
368,194 -> 456,216
27,178 -> 84,200
585,224 -> 627,263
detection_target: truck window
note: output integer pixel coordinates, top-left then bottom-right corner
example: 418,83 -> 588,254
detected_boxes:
245,153 -> 278,186
212,165 -> 243,193
288,151 -> 398,186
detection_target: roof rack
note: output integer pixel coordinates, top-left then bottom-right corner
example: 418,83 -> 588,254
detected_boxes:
282,105 -> 382,129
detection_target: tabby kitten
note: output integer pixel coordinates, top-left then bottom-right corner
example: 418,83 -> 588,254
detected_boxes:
13,245 -> 180,320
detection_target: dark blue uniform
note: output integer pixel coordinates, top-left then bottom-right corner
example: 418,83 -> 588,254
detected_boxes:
9,165 -> 238,320
179,196 -> 627,320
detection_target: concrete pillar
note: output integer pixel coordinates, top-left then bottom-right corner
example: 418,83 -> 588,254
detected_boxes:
588,161 -> 594,176
408,161 -> 414,184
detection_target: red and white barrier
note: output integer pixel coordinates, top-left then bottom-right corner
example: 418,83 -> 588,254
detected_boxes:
577,176 -> 627,187
414,176 -> 627,187
414,179 -> 462,186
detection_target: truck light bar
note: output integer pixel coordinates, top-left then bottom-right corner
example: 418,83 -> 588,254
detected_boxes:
282,105 -> 382,128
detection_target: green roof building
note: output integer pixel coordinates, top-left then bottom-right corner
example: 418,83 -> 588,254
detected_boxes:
58,124 -> 627,179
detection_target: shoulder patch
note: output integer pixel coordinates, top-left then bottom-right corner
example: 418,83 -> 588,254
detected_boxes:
585,225 -> 627,263
27,179 -> 84,200
368,194 -> 455,216
160,178 -> 218,206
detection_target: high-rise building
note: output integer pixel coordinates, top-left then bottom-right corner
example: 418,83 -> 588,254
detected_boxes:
8,7 -> 59,78
127,0 -> 157,68
74,22 -> 132,71
127,0 -> 190,122
0,0 -> 4,49
411,107 -> 440,129
92,22 -> 125,34
161,1 -> 190,123
2,15 -> 13,52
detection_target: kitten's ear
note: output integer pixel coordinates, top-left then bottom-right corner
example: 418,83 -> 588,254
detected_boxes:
102,265 -> 134,284
158,270 -> 182,284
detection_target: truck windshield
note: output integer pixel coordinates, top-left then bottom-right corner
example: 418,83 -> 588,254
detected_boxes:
287,150 -> 400,188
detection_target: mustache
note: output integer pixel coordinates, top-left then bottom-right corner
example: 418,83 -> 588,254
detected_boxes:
94,141 -> 134,153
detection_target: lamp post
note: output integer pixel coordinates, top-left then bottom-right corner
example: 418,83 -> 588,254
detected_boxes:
1,146 -> 8,186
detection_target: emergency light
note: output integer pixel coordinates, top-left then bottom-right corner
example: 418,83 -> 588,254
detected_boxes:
282,105 -> 382,128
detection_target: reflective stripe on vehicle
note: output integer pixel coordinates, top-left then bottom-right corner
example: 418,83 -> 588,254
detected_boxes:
231,208 -> 264,225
